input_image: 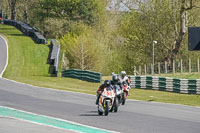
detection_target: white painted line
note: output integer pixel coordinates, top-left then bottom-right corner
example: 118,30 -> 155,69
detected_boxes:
0,35 -> 8,78
0,106 -> 119,133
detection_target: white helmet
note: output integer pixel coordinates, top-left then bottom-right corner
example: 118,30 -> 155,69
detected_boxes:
121,71 -> 126,75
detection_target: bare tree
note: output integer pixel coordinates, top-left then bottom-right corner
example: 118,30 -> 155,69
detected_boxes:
171,0 -> 200,60
7,0 -> 18,20
18,0 -> 36,23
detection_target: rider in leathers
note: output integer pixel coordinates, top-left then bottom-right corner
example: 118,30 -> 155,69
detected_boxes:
96,80 -> 111,105
111,74 -> 122,89
119,71 -> 130,86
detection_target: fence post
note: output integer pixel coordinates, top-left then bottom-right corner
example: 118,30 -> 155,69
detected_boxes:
139,66 -> 142,75
158,62 -> 160,74
165,61 -> 167,74
173,60 -> 175,74
144,64 -> 147,75
180,59 -> 183,73
198,58 -> 200,73
189,58 -> 191,73
134,66 -> 137,76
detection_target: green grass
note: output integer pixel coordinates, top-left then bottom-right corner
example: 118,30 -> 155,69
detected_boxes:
1,24 -> 200,107
0,25 -> 50,78
130,89 -> 200,106
156,73 -> 200,79
0,24 -> 101,94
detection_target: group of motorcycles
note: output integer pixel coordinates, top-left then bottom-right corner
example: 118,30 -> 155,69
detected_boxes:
97,80 -> 130,116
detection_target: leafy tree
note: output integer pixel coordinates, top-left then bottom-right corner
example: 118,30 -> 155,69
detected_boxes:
59,23 -> 108,72
118,0 -> 200,73
34,0 -> 107,38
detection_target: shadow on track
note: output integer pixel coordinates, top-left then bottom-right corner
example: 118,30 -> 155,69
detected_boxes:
79,111 -> 100,116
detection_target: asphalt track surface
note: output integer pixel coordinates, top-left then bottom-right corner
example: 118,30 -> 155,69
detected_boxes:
0,116 -> 75,133
1,36 -> 200,133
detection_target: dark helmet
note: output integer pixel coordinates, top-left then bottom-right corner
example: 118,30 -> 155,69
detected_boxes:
104,80 -> 111,87
112,74 -> 118,82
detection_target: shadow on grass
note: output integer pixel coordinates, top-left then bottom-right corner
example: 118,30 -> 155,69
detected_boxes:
8,34 -> 25,37
30,75 -> 51,77
0,27 -> 14,30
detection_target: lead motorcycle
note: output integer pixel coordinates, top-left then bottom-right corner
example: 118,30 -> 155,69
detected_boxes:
121,81 -> 130,105
98,86 -> 116,116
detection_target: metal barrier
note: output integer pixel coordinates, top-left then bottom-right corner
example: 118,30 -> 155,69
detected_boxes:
49,39 -> 60,76
62,69 -> 102,83
3,19 -> 47,44
130,76 -> 200,94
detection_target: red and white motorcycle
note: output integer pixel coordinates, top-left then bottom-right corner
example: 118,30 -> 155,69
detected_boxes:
98,86 -> 116,116
121,81 -> 130,105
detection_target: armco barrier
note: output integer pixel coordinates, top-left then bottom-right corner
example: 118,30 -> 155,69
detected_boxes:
62,69 -> 102,83
130,76 -> 200,94
49,39 -> 60,77
3,19 -> 47,44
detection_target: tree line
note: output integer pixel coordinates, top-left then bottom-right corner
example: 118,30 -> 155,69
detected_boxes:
1,0 -> 200,75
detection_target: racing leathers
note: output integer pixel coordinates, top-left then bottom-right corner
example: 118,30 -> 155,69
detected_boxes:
96,84 -> 105,105
120,76 -> 130,86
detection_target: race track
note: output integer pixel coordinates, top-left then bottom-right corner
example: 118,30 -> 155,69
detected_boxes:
1,36 -> 200,133
0,36 -> 7,77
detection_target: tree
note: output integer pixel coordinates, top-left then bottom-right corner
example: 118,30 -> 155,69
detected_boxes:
171,0 -> 200,60
33,0 -> 107,38
7,0 -> 18,20
59,23 -> 108,72
119,1 -> 175,71
117,0 -> 200,73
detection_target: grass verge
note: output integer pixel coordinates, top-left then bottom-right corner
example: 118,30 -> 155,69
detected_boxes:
1,24 -> 200,107
156,73 -> 200,79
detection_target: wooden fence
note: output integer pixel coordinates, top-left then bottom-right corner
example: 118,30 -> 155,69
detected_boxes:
134,58 -> 200,75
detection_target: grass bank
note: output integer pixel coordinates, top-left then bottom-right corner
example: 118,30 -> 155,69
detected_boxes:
1,24 -> 200,107
157,73 -> 200,79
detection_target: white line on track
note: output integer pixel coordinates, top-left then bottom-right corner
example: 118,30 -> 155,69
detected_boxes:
0,106 -> 119,133
0,35 -> 8,78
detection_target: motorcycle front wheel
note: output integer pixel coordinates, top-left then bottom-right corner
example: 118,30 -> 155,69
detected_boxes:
114,98 -> 119,112
104,101 -> 109,116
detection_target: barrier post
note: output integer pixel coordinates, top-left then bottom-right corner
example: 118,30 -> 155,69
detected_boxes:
198,58 -> 199,73
165,61 -> 167,74
173,60 -> 175,74
189,58 -> 191,73
180,59 -> 183,73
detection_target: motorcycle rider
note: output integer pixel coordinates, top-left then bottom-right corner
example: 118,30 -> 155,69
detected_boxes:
96,80 -> 111,105
119,71 -> 130,86
111,74 -> 122,89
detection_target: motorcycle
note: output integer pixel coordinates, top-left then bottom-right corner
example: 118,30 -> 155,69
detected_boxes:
98,86 -> 116,116
121,81 -> 130,105
110,84 -> 123,112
